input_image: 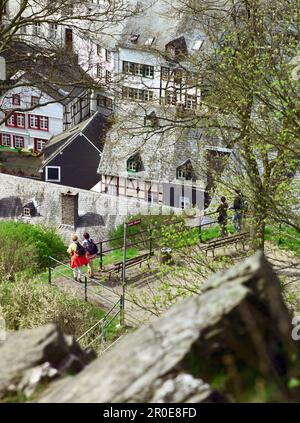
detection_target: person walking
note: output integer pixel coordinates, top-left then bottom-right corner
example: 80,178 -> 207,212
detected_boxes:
217,196 -> 229,237
67,234 -> 89,282
82,232 -> 98,279
232,190 -> 244,233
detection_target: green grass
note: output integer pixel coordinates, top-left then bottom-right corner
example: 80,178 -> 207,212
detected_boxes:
265,225 -> 300,254
102,247 -> 139,265
161,223 -> 236,250
201,224 -> 235,241
0,146 -> 17,152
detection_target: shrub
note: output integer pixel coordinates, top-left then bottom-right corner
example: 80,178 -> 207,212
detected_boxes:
0,278 -> 106,342
0,222 -> 67,281
109,213 -> 183,249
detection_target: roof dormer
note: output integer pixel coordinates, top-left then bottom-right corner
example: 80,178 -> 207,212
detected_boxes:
176,159 -> 195,181
127,152 -> 144,173
165,36 -> 187,60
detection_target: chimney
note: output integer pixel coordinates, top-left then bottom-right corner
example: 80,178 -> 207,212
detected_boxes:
61,191 -> 79,227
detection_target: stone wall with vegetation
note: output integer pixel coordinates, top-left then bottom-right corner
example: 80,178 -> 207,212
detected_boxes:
0,173 -> 181,242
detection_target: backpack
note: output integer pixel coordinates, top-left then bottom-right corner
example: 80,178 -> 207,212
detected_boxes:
86,239 -> 98,255
234,196 -> 244,211
76,242 -> 86,257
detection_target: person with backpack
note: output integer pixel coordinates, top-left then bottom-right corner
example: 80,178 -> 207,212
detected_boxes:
82,232 -> 98,279
232,190 -> 244,233
67,233 -> 89,282
216,196 -> 229,237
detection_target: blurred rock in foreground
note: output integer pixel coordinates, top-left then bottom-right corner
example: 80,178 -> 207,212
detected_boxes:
1,252 -> 300,403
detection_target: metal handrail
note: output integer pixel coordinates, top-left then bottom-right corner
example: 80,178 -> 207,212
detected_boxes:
49,256 -> 116,294
100,335 -> 124,356
85,310 -> 121,348
77,306 -> 121,348
77,318 -> 105,342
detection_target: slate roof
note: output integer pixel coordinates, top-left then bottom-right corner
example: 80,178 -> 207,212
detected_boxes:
97,104 -> 207,186
41,111 -> 108,167
97,0 -> 207,55
3,42 -> 95,105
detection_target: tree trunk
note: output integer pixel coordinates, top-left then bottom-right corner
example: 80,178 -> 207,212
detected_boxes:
250,206 -> 266,251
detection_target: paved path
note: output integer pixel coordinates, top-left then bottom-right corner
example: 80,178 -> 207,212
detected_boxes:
52,264 -> 159,328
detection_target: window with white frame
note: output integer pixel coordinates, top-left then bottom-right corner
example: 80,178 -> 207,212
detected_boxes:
144,90 -> 153,102
39,116 -> 48,130
127,160 -> 137,171
105,70 -> 112,83
127,153 -> 143,172
166,90 -> 177,105
1,134 -> 11,146
148,191 -> 157,204
144,65 -> 154,78
97,95 -> 113,110
105,49 -> 111,62
14,136 -> 25,148
29,115 -> 39,129
122,86 -> 153,102
33,23 -> 41,36
29,115 -> 48,130
23,208 -> 31,217
177,170 -> 186,179
6,113 -> 25,128
45,166 -> 61,182
123,61 -> 135,74
122,61 -> 154,78
134,63 -> 143,76
6,114 -> 15,126
185,94 -> 197,110
35,138 -> 47,152
49,23 -> 58,39
97,64 -> 103,78
16,113 -> 25,128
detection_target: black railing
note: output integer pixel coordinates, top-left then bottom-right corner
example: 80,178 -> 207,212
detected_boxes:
76,297 -> 123,348
47,256 -> 124,338
94,212 -> 223,268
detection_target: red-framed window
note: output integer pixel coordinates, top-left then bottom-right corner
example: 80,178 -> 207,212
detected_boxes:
5,112 -> 25,128
6,113 -> 15,127
31,96 -> 39,106
29,114 -> 38,129
39,116 -> 48,130
28,114 -> 49,131
0,133 -> 12,147
12,94 -> 20,106
16,113 -> 25,128
34,138 -> 47,152
13,135 -> 25,149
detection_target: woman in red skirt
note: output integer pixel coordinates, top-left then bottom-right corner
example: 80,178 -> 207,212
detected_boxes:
67,234 -> 89,282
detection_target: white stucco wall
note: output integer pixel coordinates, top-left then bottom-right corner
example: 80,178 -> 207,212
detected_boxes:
0,85 -> 64,149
